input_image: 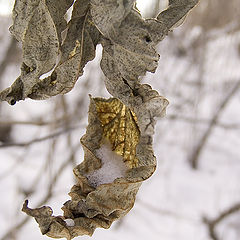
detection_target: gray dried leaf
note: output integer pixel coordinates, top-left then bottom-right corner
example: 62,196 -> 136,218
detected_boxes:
99,0 -> 199,105
28,0 -> 100,99
0,0 -> 100,103
99,16 -> 160,92
108,10 -> 159,81
45,0 -> 74,43
90,0 -> 135,39
157,0 -> 199,30
10,0 -> 41,42
22,0 -> 59,76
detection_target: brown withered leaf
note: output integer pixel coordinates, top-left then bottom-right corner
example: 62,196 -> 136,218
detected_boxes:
0,0 -> 100,104
94,97 -> 140,168
96,0 -> 199,91
28,0 -> 101,99
14,0 -> 199,239
23,94 -> 168,239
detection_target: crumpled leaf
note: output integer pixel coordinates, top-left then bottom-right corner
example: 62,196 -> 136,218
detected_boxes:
27,0 -> 101,99
96,0 -> 199,94
94,97 -> 140,168
157,0 -> 199,30
23,94 -> 168,239
45,0 -> 74,43
0,0 -> 198,104
0,0 -> 100,104
90,0 -> 135,39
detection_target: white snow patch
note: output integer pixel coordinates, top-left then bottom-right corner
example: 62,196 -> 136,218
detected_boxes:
64,219 -> 75,227
85,142 -> 127,188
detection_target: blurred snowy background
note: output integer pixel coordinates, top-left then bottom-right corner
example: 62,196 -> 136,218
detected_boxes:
0,0 -> 240,240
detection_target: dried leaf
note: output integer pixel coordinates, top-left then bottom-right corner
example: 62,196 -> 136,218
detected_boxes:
0,0 -> 199,104
45,0 -> 74,43
91,5 -> 160,85
23,95 -> 168,239
28,0 -> 100,99
96,0 -> 199,91
94,97 -> 140,168
22,0 -> 59,76
10,0 -> 41,42
157,0 -> 199,30
0,0 -> 100,103
90,0 -> 135,39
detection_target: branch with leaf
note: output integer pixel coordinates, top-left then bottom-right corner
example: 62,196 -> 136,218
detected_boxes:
0,0 -> 199,239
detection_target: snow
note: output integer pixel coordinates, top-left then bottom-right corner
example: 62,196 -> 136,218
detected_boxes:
85,142 -> 127,188
64,219 -> 75,227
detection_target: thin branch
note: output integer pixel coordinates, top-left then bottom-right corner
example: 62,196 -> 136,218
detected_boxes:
137,199 -> 200,223
166,114 -> 240,129
0,124 -> 84,148
203,202 -> 240,240
0,143 -> 80,240
0,113 -> 79,126
0,37 -> 17,81
0,120 -> 59,126
188,79 -> 240,169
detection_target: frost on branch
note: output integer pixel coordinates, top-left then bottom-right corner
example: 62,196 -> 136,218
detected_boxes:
23,95 -> 168,239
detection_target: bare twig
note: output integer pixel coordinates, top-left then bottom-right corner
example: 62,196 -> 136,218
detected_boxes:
0,124 -> 83,148
0,143 -> 80,240
166,114 -> 240,129
0,37 -> 17,82
0,119 -> 60,126
203,202 -> 240,240
137,199 -> 200,223
188,79 -> 240,169
0,113 -> 80,126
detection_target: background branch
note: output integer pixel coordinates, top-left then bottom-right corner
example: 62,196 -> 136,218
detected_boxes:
203,202 -> 240,240
188,79 -> 240,169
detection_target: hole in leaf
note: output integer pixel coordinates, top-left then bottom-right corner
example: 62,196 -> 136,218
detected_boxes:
51,71 -> 57,82
10,99 -> 16,105
144,35 -> 152,43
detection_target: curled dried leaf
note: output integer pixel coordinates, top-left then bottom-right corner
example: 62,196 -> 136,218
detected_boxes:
23,94 -> 168,239
90,0 -> 135,39
45,0 -> 74,43
0,0 -> 100,104
28,0 -> 101,99
157,0 -> 199,30
94,97 -> 140,168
